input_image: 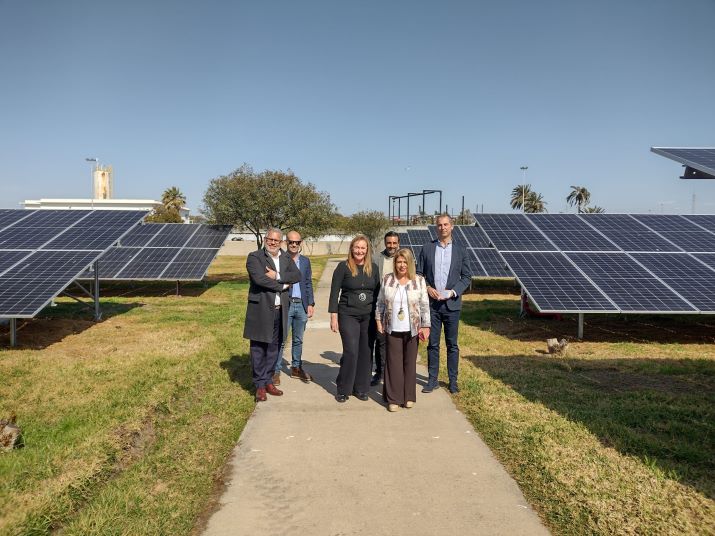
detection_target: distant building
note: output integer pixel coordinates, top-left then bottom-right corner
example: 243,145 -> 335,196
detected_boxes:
22,198 -> 191,222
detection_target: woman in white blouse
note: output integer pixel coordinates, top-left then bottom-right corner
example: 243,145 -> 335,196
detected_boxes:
375,248 -> 430,412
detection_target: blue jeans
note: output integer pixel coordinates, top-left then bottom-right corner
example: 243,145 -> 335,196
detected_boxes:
427,301 -> 460,387
275,300 -> 309,371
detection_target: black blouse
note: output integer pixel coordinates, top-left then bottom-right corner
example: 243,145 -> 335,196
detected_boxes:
328,261 -> 381,316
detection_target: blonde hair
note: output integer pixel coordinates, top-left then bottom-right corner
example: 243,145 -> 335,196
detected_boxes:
346,234 -> 373,277
393,248 -> 416,280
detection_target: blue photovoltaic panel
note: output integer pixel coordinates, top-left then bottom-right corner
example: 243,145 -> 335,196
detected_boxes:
83,248 -> 143,279
500,251 -> 616,312
161,249 -> 220,280
185,225 -> 233,248
146,224 -> 199,247
118,224 -> 164,247
684,215 -> 715,234
529,214 -> 618,252
565,253 -> 695,312
651,147 -> 715,176
694,253 -> 715,271
457,225 -> 491,248
427,225 -> 437,240
406,229 -> 433,247
115,248 -> 181,279
466,249 -> 487,277
0,225 -> 79,249
471,248 -> 512,277
396,232 -> 409,246
578,214 -> 681,252
409,245 -> 423,262
0,251 -> 33,275
475,214 -> 556,251
0,210 -> 34,230
630,253 -> 715,312
630,215 -> 715,252
0,250 -> 102,317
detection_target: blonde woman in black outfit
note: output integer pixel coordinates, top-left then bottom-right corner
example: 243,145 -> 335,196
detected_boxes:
329,234 -> 381,403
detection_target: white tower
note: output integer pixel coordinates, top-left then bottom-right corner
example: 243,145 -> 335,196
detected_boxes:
93,165 -> 113,199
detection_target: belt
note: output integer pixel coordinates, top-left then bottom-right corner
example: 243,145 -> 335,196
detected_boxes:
290,297 -> 303,303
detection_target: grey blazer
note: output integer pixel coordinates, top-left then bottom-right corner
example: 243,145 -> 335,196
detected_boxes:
416,239 -> 471,311
243,248 -> 301,343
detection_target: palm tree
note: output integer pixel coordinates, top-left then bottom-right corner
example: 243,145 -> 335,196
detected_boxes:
511,184 -> 533,211
524,191 -> 547,213
161,186 -> 186,211
566,186 -> 591,213
582,205 -> 605,213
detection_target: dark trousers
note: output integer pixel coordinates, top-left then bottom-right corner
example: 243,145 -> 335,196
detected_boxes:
384,331 -> 418,405
250,308 -> 283,388
373,328 -> 385,376
427,301 -> 461,387
336,313 -> 372,396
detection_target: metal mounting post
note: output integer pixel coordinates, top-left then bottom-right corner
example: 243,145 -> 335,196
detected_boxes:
93,260 -> 101,321
176,280 -> 181,296
577,313 -> 584,339
10,318 -> 17,347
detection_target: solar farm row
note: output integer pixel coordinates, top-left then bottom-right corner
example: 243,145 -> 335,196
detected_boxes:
0,209 -> 146,318
81,223 -> 232,281
474,213 -> 715,314
399,225 -> 512,278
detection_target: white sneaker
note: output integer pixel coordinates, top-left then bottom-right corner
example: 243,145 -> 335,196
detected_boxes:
404,401 -> 414,409
388,404 -> 399,412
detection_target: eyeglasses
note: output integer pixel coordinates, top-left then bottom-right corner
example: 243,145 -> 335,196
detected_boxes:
265,238 -> 281,243
288,240 -> 302,245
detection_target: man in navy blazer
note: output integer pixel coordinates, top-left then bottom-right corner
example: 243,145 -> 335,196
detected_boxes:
417,214 -> 471,393
274,230 -> 315,384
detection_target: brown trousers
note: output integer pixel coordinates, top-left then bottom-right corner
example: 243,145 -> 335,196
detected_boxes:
383,331 -> 418,405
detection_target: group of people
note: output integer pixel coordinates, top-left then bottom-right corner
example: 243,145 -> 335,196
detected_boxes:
243,215 -> 471,411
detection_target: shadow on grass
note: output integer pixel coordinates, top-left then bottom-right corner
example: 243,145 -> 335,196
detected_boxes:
220,354 -> 255,392
466,353 -> 715,499
461,300 -> 715,344
0,301 -> 141,350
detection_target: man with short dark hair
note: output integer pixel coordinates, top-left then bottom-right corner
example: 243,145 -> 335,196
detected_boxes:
273,230 -> 315,384
371,230 -> 400,385
417,215 -> 471,393
244,228 -> 301,402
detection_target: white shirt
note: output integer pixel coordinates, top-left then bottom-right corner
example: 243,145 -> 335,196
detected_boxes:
269,250 -> 282,306
390,284 -> 411,332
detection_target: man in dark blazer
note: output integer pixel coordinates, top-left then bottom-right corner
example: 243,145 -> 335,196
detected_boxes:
274,230 -> 315,384
243,228 -> 301,402
417,214 -> 471,393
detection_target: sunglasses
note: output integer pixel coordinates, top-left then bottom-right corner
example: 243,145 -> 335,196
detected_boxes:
288,240 -> 302,245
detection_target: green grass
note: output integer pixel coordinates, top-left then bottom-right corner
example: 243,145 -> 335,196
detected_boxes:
452,293 -> 715,535
0,256 -> 333,536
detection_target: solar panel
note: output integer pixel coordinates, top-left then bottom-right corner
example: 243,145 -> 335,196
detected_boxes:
529,214 -> 618,251
694,253 -> 715,271
408,245 -> 423,261
160,249 -> 221,279
465,249 -> 487,277
565,253 -> 695,313
396,232 -> 409,246
118,224 -> 165,247
500,252 -> 617,313
406,229 -> 432,247
683,215 -> 715,234
115,248 -> 182,279
630,253 -> 715,312
146,224 -> 200,247
457,225 -> 491,248
651,147 -> 715,177
91,247 -> 143,279
185,225 -> 233,248
629,215 -> 715,252
471,248 -> 512,277
427,225 -> 437,240
0,209 -> 146,318
578,214 -> 681,252
474,214 -> 556,251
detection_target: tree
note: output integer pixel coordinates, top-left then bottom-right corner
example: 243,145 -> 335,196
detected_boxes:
510,184 -> 533,211
145,204 -> 183,223
524,191 -> 547,213
566,186 -> 591,213
346,210 -> 389,251
201,164 -> 336,248
162,186 -> 187,211
582,205 -> 605,213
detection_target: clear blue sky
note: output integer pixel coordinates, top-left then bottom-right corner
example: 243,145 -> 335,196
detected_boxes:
2,0 -> 714,216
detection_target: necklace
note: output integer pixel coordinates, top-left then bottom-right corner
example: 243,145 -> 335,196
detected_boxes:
397,284 -> 406,321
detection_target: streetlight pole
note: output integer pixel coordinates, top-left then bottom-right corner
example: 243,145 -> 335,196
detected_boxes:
520,166 -> 528,213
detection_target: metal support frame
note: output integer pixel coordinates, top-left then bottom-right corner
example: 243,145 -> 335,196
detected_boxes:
59,260 -> 102,321
388,189 -> 443,225
176,280 -> 181,296
9,318 -> 17,347
577,313 -> 584,339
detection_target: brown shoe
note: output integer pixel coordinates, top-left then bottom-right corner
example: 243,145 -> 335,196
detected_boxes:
266,383 -> 283,396
272,372 -> 281,386
291,366 -> 312,383
255,387 -> 267,402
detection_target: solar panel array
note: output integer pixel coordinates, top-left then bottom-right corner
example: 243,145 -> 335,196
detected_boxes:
82,223 -> 232,281
475,213 -> 715,314
651,147 -> 715,177
0,209 -> 145,318
396,225 -> 512,278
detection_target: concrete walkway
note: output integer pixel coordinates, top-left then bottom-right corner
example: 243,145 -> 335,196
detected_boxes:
203,260 -> 549,536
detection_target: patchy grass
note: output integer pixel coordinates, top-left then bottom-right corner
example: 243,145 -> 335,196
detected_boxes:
0,256 -> 331,536
450,292 -> 715,535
